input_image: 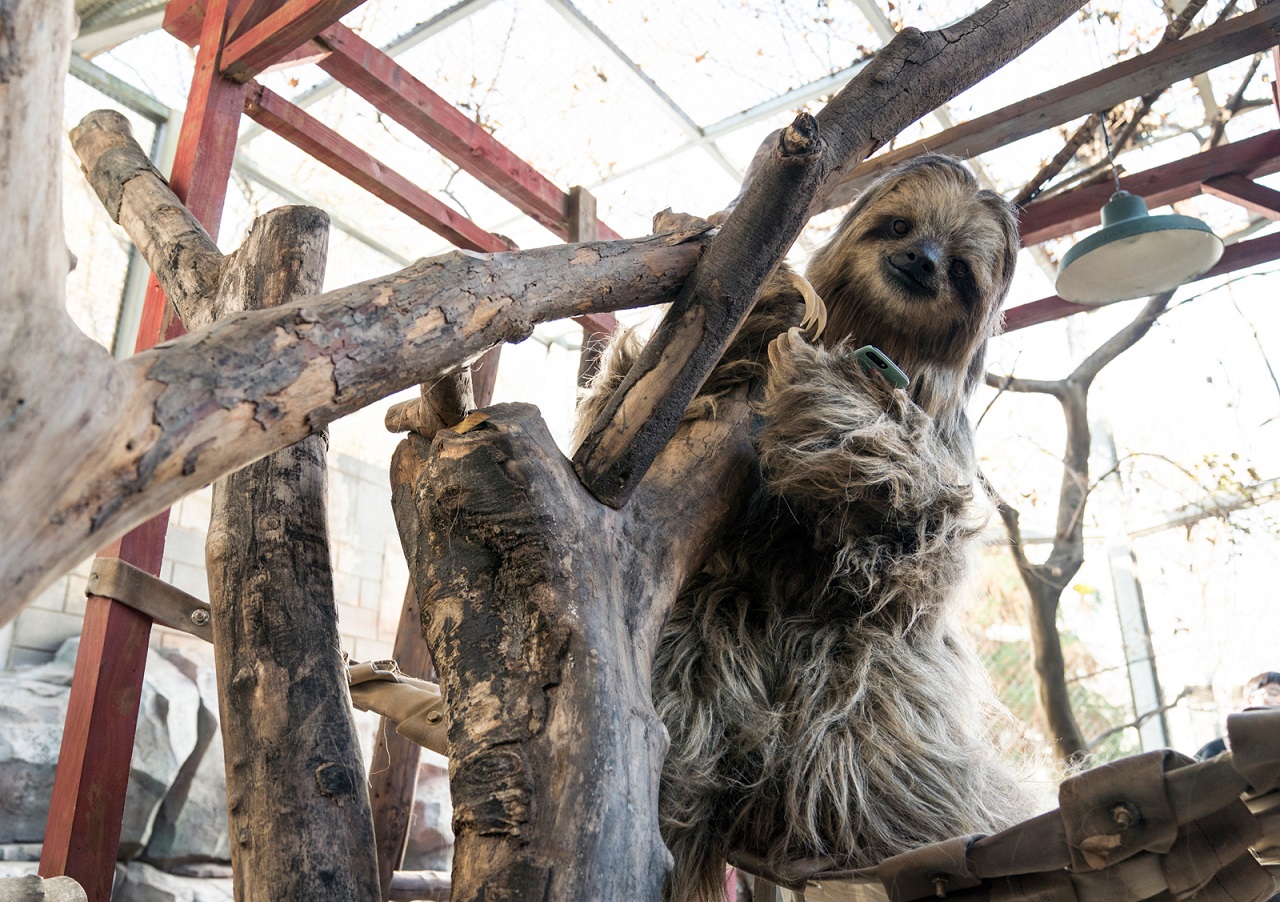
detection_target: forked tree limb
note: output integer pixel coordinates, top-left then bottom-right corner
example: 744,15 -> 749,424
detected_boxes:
572,0 -> 1091,507
390,388 -> 757,899
983,291 -> 1172,760
2,98 -> 709,621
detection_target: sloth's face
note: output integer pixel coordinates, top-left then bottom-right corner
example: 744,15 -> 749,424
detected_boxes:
856,171 -> 1012,340
807,157 -> 1018,385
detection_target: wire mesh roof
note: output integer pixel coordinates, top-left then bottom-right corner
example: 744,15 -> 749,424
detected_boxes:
75,1 -> 1279,267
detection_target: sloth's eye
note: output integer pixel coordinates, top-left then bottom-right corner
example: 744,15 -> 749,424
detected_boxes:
891,219 -> 910,236
949,259 -> 970,277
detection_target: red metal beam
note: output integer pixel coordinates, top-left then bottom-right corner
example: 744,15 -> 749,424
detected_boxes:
220,0 -> 364,81
1005,230 -> 1280,332
827,3 -> 1280,208
312,22 -> 621,241
1200,173 -> 1280,219
168,0 -> 325,69
163,0 -> 209,46
1018,129 -> 1280,245
573,312 -> 618,335
245,84 -> 512,253
166,6 -> 621,242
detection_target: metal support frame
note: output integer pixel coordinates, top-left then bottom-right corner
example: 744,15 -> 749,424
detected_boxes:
41,0 -> 246,894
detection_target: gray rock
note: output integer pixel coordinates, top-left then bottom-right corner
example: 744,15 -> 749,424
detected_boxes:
116,651 -> 201,859
0,660 -> 75,843
111,862 -> 232,902
0,639 -> 201,857
142,650 -> 228,867
0,845 -> 41,862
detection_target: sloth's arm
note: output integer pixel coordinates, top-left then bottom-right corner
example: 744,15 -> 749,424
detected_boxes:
757,328 -> 973,529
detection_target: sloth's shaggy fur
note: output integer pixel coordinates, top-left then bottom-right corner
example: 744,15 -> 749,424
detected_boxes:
576,155 -> 1029,902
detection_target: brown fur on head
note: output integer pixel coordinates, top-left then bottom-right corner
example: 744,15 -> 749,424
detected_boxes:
807,155 -> 1018,420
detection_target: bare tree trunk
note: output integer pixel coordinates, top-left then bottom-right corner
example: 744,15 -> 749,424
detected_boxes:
205,206 -> 380,900
987,293 -> 1172,762
391,386 -> 758,899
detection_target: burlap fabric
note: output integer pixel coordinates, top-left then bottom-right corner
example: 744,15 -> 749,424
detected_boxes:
346,658 -> 448,756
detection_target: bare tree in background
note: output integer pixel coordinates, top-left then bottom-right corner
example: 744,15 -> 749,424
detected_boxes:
985,292 -> 1171,762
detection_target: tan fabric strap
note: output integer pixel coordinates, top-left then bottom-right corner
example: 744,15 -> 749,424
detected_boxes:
346,658 -> 449,757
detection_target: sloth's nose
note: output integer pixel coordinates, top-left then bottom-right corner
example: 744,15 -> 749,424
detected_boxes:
891,242 -> 942,283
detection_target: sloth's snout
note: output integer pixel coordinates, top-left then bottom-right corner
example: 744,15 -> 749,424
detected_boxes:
888,239 -> 943,292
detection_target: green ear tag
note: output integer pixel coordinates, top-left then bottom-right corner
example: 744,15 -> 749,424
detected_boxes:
853,345 -> 910,389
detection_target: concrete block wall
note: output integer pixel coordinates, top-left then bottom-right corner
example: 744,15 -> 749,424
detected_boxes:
1,451 -> 408,670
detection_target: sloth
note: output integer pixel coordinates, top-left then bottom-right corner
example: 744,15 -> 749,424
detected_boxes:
577,154 -> 1029,901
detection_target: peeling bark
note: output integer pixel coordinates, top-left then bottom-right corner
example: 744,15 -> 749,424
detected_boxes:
2,109 -> 708,619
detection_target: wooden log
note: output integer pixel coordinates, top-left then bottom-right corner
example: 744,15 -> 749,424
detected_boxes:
204,205 -> 379,901
572,0 -> 1092,507
371,373 -> 473,899
390,382 -> 757,899
0,875 -> 88,902
68,110 -> 224,329
1,122 -> 708,620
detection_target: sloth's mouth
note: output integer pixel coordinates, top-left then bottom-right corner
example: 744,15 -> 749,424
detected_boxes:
883,258 -> 936,297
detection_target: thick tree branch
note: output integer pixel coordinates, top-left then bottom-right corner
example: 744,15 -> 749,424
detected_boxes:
0,155 -> 708,620
69,110 -> 225,328
572,0 -> 1091,507
390,386 -> 757,898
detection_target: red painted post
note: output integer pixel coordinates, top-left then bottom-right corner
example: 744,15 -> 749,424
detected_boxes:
39,2 -> 249,898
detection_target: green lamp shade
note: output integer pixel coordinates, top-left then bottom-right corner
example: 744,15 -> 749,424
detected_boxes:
1055,191 -> 1224,305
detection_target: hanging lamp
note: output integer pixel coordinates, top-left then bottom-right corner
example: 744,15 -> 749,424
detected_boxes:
1054,119 -> 1223,305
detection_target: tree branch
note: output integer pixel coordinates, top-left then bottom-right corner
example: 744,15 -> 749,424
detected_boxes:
69,110 -> 225,329
1071,291 -> 1172,388
1086,688 -> 1193,751
983,371 -> 1070,397
2,118 -> 710,620
572,0 -> 1091,507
